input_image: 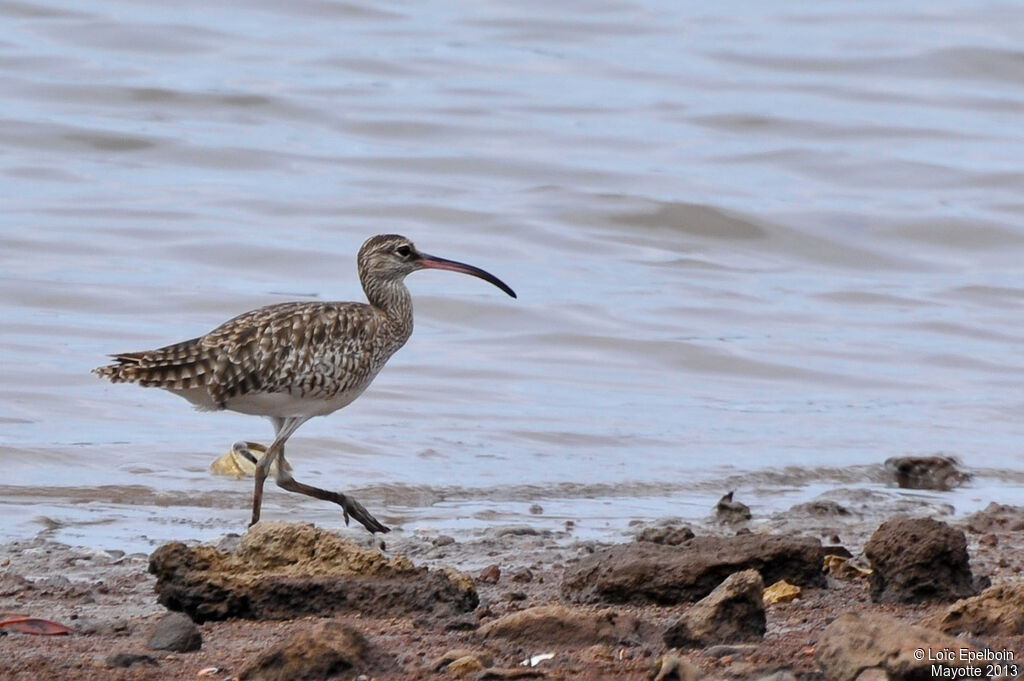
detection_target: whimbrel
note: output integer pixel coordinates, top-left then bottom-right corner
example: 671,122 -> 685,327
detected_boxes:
94,234 -> 516,533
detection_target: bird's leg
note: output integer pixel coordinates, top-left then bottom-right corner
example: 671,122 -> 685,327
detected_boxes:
251,416 -> 307,526
274,448 -> 390,534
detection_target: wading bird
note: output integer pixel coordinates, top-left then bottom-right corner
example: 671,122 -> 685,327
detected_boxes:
94,234 -> 516,533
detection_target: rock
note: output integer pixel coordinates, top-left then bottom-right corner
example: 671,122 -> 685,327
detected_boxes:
105,652 -> 158,668
816,612 -> 985,681
635,526 -> 695,546
763,579 -> 800,604
147,611 -> 201,652
864,518 -> 976,603
430,649 -> 495,672
446,655 -> 485,675
963,502 -> 1024,533
715,492 -> 751,524
149,522 -> 477,623
823,545 -> 853,559
239,621 -> 391,681
917,580 -> 1024,636
478,564 -> 501,584
562,534 -> 824,606
479,604 -> 644,647
789,500 -> 850,517
649,654 -> 702,681
884,455 -> 969,490
663,569 -> 765,647
508,566 -> 534,583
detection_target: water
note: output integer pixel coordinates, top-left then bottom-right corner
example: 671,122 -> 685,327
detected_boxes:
3,0 -> 1024,551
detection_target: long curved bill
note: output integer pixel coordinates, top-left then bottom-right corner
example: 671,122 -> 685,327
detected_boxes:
418,252 -> 517,298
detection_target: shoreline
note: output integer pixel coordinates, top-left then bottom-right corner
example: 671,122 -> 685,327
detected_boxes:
2,486 -> 1023,680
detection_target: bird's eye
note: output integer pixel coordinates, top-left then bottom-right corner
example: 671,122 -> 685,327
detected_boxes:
395,245 -> 412,258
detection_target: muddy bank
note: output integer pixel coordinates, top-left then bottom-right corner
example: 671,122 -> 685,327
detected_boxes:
1,489 -> 1022,680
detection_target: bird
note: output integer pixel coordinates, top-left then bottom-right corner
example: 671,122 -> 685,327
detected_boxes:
94,234 -> 516,534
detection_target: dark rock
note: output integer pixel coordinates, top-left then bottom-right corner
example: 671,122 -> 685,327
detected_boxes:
917,580 -> 1024,636
478,604 -> 644,647
864,517 -> 976,603
884,455 -> 969,490
106,652 -> 158,668
635,526 -> 695,546
238,620 -> 392,681
790,500 -> 850,517
562,534 -> 824,606
816,612 -> 984,681
663,569 -> 765,647
149,522 -> 477,623
147,611 -> 201,652
715,491 -> 751,524
822,545 -> 853,559
963,502 -> 1024,533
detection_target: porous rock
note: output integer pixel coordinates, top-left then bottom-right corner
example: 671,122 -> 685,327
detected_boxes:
562,534 -> 824,606
663,569 -> 765,647
917,580 -> 1024,636
149,522 -> 477,623
478,604 -> 644,647
963,502 -> 1024,533
147,611 -> 201,652
239,620 -> 391,681
864,518 -> 975,603
884,455 -> 969,490
816,612 -> 984,681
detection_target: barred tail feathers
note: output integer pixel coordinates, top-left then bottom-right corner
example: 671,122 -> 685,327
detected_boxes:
92,337 -> 208,390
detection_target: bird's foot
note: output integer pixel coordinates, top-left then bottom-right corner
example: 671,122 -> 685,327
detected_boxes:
339,494 -> 391,534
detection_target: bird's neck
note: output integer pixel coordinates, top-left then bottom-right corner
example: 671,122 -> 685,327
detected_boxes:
363,278 -> 414,330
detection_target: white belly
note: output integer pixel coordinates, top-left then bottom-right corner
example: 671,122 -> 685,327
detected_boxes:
174,386 -> 368,418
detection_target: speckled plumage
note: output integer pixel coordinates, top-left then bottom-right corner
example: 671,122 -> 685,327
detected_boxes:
95,235 -> 420,415
94,234 -> 516,533
95,299 -> 408,414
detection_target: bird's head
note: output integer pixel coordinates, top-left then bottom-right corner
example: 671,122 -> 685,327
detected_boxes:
358,234 -> 516,298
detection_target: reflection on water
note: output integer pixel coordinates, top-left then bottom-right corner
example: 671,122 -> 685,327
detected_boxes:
2,0 -> 1024,548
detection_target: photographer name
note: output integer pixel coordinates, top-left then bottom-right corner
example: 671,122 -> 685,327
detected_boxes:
926,648 -> 1015,662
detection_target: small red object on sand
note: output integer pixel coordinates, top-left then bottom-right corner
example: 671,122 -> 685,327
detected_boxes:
0,617 -> 73,635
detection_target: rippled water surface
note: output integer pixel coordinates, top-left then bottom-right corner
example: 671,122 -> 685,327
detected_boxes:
3,0 -> 1024,550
